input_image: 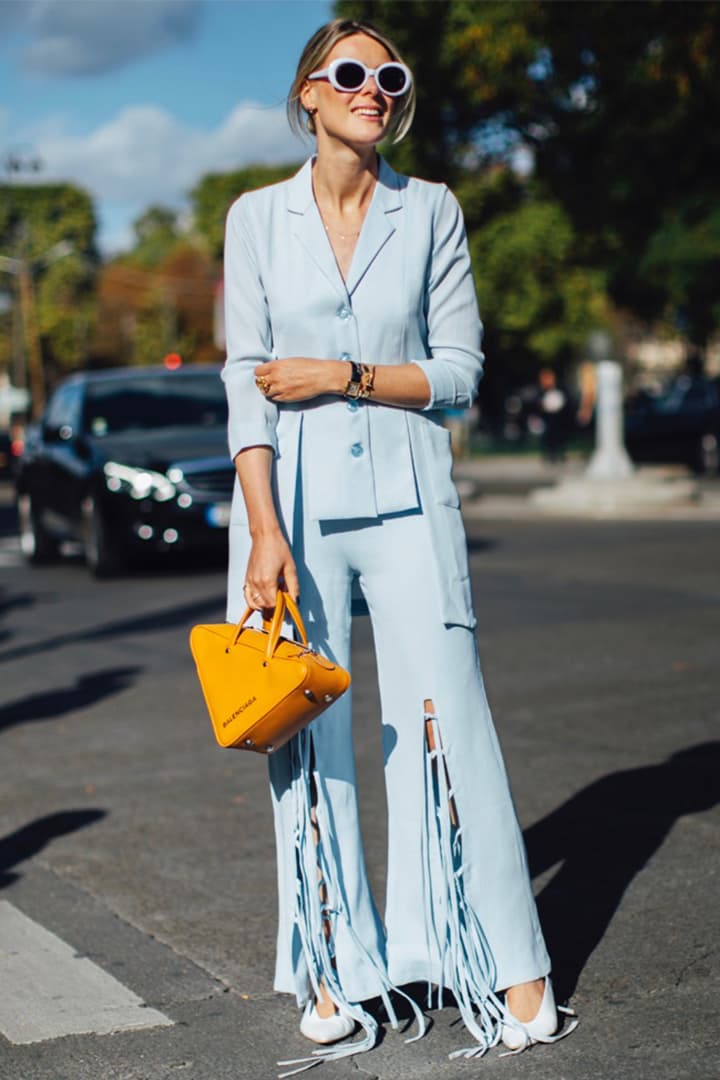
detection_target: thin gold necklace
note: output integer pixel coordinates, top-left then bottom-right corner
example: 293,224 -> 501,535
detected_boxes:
323,221 -> 361,240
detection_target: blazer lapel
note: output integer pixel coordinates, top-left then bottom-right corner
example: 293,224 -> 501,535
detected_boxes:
345,157 -> 403,297
287,159 -> 347,300
286,156 -> 404,299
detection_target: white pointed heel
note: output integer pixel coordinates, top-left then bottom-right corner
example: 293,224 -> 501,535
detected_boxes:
500,977 -> 578,1054
299,1000 -> 356,1045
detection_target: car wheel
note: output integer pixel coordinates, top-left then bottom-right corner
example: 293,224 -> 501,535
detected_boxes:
697,432 -> 720,475
81,495 -> 123,577
17,493 -> 60,564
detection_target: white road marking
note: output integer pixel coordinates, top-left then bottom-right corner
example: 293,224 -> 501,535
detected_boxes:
0,901 -> 173,1044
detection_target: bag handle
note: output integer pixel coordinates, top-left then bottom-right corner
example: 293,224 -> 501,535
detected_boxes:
234,590 -> 309,658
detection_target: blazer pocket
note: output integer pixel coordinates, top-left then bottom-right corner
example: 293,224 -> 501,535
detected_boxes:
433,504 -> 477,630
422,417 -> 461,508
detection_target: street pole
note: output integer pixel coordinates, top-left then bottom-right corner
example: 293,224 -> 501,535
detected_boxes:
585,332 -> 633,480
17,256 -> 45,417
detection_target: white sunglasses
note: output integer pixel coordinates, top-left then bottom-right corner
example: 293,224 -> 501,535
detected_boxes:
307,58 -> 412,97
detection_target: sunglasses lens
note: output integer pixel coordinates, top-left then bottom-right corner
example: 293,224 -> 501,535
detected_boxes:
334,60 -> 367,90
378,64 -> 408,95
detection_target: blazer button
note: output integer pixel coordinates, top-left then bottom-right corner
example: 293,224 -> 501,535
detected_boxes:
350,442 -> 364,457
337,306 -> 352,320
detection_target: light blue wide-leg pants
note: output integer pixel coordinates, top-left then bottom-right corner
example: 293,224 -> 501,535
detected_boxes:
227,471 -> 550,1059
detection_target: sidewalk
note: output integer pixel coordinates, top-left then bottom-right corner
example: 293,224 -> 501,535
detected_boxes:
453,453 -> 720,520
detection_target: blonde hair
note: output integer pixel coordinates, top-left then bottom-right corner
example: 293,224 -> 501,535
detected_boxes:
288,18 -> 415,144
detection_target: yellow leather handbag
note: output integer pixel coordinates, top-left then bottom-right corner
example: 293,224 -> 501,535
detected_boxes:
189,591 -> 350,754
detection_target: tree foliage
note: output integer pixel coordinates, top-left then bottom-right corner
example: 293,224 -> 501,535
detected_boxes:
335,0 -> 545,180
0,182 -> 98,264
0,182 -> 98,376
453,167 -> 607,385
336,0 -> 720,346
130,206 -> 182,267
84,201 -> 223,368
471,197 -> 607,368
93,241 -> 221,368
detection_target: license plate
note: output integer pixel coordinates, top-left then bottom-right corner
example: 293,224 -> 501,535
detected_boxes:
206,503 -> 231,527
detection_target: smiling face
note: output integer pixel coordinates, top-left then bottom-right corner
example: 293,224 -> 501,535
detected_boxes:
300,33 -> 396,151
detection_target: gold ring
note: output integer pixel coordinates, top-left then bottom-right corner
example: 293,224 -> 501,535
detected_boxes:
255,376 -> 270,394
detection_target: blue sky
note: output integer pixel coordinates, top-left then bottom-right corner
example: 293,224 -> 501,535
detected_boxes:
0,0 -> 333,253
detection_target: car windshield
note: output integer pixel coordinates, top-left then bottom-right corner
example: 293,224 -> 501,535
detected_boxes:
84,374 -> 227,436
651,377 -> 718,416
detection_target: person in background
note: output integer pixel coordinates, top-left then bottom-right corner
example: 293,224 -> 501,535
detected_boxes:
534,367 -> 575,463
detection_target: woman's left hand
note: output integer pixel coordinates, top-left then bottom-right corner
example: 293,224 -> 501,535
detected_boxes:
254,358 -> 347,402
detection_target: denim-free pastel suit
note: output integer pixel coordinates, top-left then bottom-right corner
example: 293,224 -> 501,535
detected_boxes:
222,156 -> 550,1065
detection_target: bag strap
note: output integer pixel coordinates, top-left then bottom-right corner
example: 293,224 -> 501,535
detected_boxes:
266,591 -> 309,656
233,591 -> 309,657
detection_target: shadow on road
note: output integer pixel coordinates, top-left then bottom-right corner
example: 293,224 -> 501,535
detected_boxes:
526,741 -> 720,1002
0,593 -> 227,665
0,810 -> 107,888
0,667 -> 141,733
0,588 -> 37,646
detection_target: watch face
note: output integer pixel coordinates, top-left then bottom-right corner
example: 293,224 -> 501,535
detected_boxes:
346,381 -> 362,399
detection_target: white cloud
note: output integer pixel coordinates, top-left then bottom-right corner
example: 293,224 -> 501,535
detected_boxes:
10,0 -> 203,76
28,101 -> 307,251
39,102 -> 303,200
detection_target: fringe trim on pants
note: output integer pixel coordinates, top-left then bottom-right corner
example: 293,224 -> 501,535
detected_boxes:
422,712 -> 506,1059
277,729 -> 426,1078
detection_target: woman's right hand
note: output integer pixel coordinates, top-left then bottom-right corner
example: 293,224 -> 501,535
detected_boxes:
243,528 -> 299,611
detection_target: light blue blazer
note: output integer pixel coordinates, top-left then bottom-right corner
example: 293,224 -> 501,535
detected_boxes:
222,156 -> 484,629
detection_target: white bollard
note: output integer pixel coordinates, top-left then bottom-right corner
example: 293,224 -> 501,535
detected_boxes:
586,360 -> 634,480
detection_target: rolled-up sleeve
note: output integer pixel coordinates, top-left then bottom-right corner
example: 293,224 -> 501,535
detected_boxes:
412,186 -> 484,411
222,197 -> 278,459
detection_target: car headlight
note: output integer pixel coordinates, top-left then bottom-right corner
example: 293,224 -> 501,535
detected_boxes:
103,461 -> 176,502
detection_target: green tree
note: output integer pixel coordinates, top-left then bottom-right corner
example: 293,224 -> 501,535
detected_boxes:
529,1 -> 720,344
640,202 -> 720,349
471,195 -> 607,381
0,182 -> 98,379
336,0 -> 720,345
93,240 -> 221,369
335,0 -> 543,180
130,206 -> 181,267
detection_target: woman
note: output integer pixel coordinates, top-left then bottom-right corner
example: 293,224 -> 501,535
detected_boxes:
222,17 -> 575,1075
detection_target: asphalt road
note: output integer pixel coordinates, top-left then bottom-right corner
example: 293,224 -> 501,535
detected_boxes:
0,488 -> 718,1080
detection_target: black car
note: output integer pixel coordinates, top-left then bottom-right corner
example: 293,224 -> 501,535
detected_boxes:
624,375 -> 720,475
16,364 -> 235,575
